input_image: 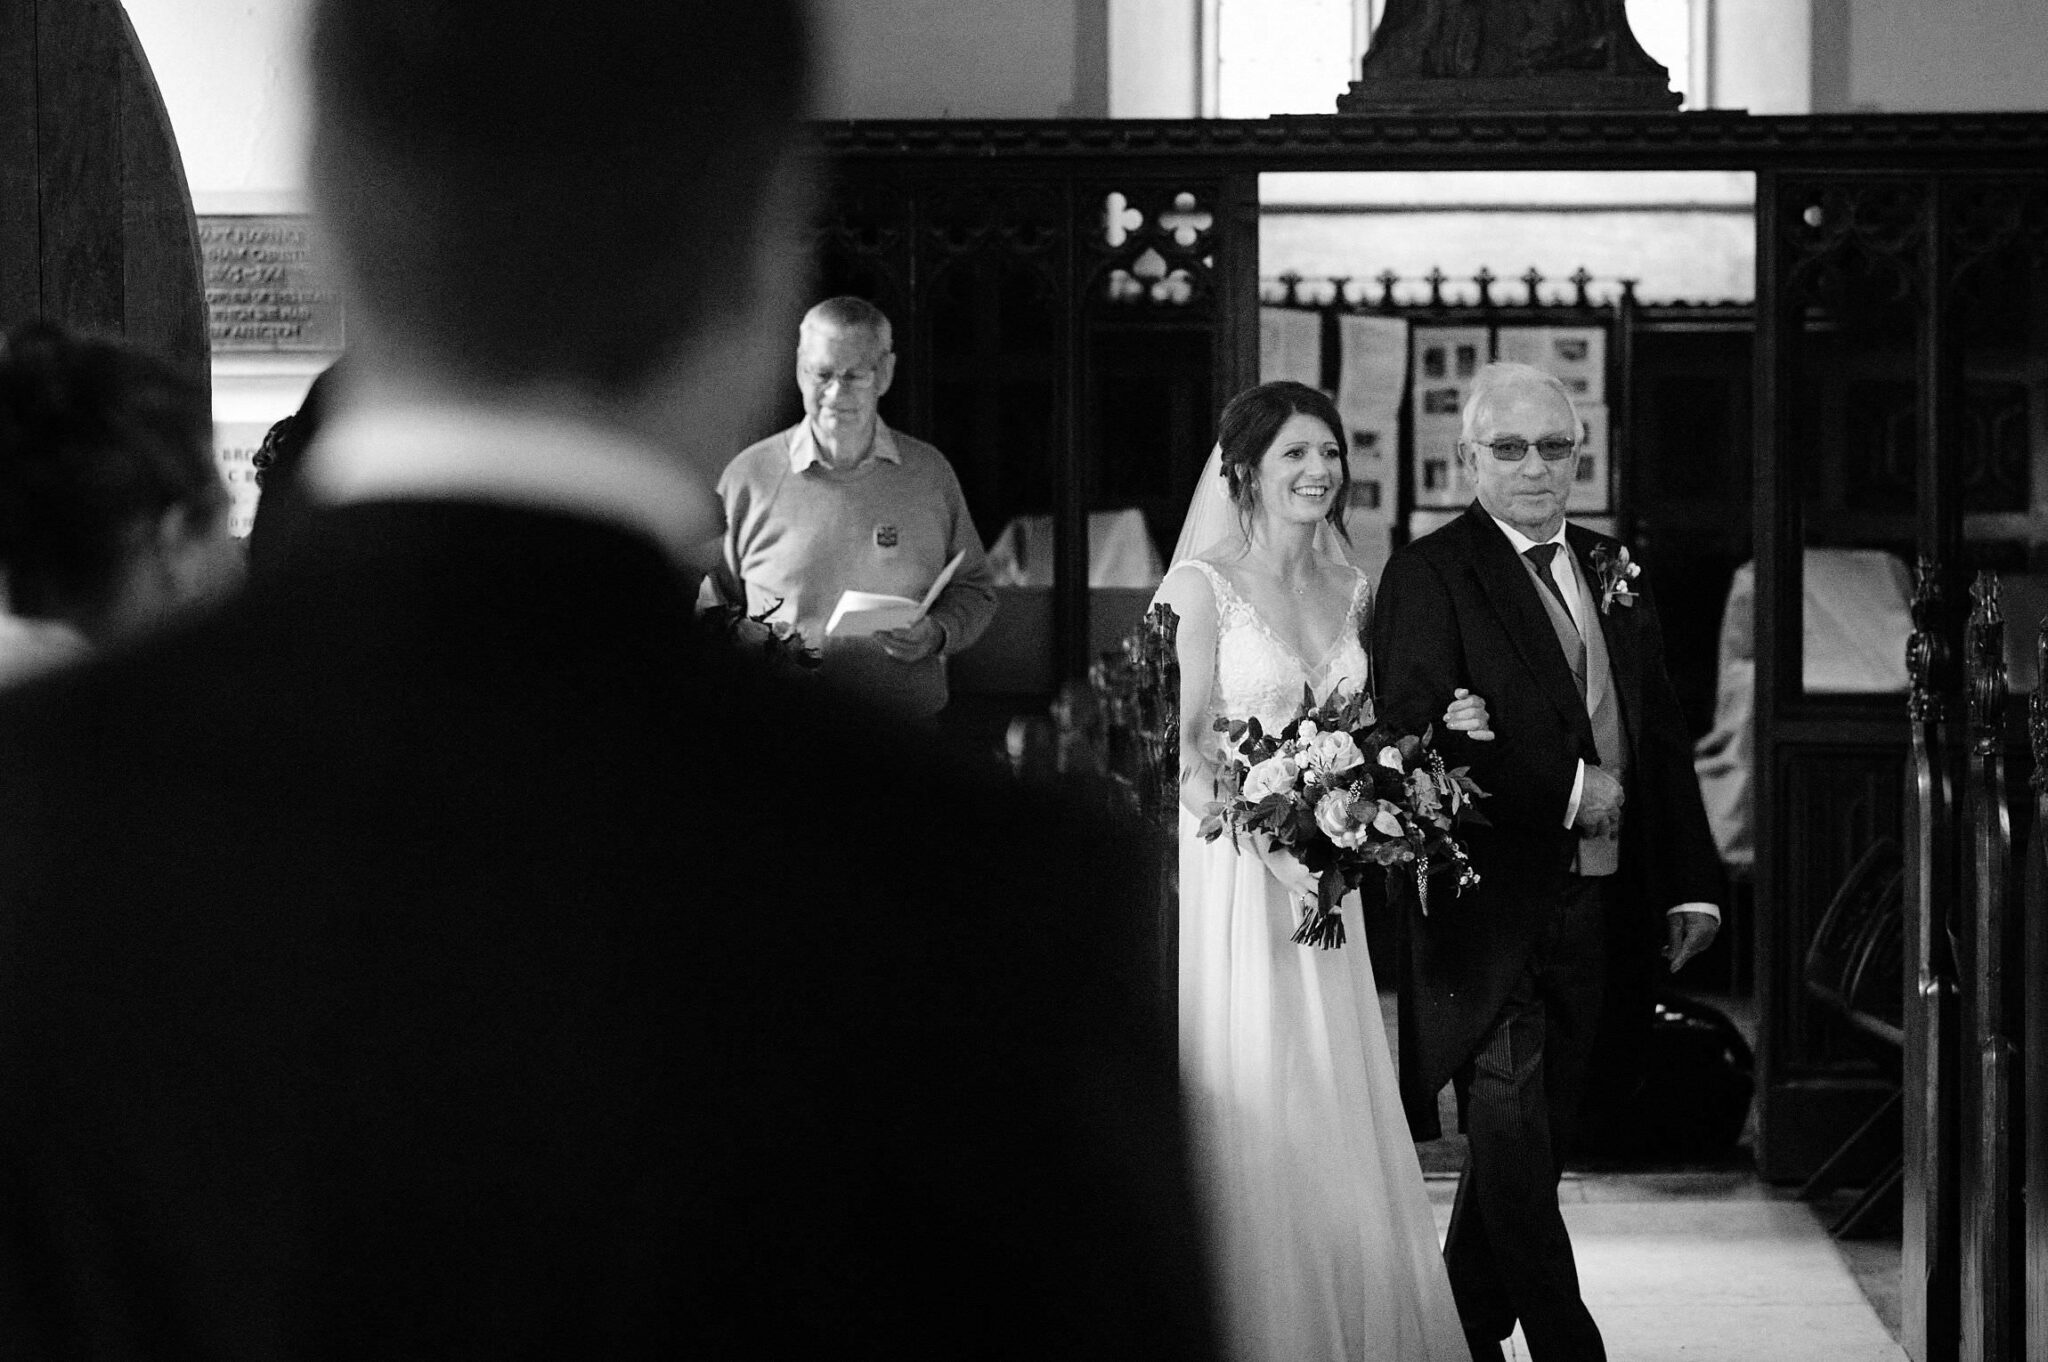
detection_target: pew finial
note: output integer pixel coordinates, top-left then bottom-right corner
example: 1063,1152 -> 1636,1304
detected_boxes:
2032,617 -> 2048,791
1907,555 -> 1949,724
1965,570 -> 2006,750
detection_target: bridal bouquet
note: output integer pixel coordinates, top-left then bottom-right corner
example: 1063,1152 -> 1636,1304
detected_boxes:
1198,684 -> 1487,949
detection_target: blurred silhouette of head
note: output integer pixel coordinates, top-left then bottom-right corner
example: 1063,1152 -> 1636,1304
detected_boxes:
0,322 -> 241,645
306,0 -> 815,421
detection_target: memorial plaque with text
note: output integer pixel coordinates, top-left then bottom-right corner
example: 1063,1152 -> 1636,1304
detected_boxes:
214,421 -> 268,538
199,216 -> 344,352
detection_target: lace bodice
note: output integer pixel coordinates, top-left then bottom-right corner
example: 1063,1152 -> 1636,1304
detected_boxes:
1179,559 -> 1371,738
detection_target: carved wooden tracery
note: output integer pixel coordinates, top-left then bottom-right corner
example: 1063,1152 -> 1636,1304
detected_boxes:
1086,184 -> 1220,312
1780,178 -> 1926,312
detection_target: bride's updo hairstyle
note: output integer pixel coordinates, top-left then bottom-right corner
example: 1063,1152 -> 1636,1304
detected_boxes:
1215,380 -> 1350,541
0,322 -> 225,624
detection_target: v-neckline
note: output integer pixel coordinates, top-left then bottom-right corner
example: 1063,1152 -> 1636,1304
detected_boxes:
1209,565 -> 1365,676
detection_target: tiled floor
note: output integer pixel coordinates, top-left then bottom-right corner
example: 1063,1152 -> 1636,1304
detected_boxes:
1390,989 -> 1904,1360
1420,1172 -> 1906,1361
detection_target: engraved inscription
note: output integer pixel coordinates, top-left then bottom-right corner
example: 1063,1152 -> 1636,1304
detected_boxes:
199,216 -> 345,352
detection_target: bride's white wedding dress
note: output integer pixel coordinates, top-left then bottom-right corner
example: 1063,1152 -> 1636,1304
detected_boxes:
1174,559 -> 1469,1362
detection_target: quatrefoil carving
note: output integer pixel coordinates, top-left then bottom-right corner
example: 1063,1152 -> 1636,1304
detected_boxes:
1103,192 -> 1144,248
1159,192 -> 1213,247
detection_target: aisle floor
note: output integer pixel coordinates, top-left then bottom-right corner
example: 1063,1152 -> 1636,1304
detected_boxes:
1423,1171 -> 1907,1362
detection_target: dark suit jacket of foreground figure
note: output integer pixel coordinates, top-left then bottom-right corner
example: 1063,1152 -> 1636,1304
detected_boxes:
0,499 -> 1217,1359
1370,502 -> 1722,1140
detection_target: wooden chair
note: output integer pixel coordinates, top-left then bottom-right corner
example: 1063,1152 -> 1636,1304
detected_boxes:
1958,571 -> 2023,1362
1901,555 -> 1962,1359
1797,836 -> 1907,1235
1089,605 -> 1180,828
2027,610 -> 2048,1358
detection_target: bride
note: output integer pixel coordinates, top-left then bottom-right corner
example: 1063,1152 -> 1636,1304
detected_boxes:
1152,380 -> 1488,1362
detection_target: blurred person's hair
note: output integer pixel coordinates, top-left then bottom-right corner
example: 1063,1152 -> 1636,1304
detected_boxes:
307,0 -> 814,396
251,358 -> 344,494
0,322 -> 224,620
246,356 -> 346,572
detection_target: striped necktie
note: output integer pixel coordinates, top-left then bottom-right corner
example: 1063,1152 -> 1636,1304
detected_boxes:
1524,543 -> 1575,628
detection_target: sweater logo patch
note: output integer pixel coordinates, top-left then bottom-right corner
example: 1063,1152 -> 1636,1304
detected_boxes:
874,524 -> 899,549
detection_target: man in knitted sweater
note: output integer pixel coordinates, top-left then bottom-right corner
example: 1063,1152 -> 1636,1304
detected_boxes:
713,298 -> 997,720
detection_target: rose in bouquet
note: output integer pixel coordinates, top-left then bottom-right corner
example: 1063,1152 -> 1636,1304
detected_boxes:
1198,683 -> 1487,949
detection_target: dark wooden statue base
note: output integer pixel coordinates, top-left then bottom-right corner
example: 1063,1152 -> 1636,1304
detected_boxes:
1338,75 -> 1683,112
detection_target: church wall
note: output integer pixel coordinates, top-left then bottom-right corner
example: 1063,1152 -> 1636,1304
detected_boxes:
814,0 -> 1107,118
1712,0 -> 1812,114
122,0 -> 310,212
1822,0 -> 2048,112
122,0 -> 2048,208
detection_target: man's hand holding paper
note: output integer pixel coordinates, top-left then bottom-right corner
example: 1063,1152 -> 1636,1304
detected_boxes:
875,615 -> 945,662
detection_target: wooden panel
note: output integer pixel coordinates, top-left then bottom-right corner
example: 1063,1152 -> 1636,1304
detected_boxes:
116,10 -> 207,388
1756,743 -> 1907,1179
0,0 -> 38,327
0,0 -> 203,361
1213,171 -> 1260,425
37,0 -> 123,333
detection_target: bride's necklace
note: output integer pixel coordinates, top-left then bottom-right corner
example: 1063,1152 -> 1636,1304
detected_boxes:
1252,561 -> 1315,598
1241,536 -> 1322,600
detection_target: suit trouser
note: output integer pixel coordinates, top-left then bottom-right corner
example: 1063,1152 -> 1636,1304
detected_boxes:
1445,875 -> 1609,1362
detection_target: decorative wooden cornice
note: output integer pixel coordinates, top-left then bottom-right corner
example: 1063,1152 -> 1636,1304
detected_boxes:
812,112 -> 2048,172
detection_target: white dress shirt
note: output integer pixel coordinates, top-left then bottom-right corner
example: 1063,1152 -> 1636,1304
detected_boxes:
302,400 -> 723,568
786,417 -> 902,473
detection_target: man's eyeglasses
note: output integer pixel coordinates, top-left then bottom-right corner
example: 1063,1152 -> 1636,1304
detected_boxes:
803,366 -> 883,390
1469,436 -> 1578,462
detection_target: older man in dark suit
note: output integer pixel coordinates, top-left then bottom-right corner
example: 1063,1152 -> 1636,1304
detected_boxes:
0,3 -> 1216,1357
1372,362 -> 1722,1362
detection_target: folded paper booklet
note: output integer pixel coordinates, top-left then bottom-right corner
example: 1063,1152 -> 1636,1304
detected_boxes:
825,551 -> 966,639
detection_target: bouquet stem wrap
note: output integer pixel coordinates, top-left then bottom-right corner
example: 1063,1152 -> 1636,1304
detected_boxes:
1291,872 -> 1348,950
